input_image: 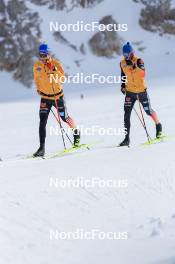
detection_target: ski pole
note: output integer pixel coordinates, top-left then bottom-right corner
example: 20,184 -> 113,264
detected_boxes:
137,95 -> 152,142
133,106 -> 152,141
50,108 -> 73,145
51,84 -> 67,150
133,107 -> 145,129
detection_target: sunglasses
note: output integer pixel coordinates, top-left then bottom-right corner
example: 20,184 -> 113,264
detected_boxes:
123,52 -> 134,60
123,53 -> 130,59
39,53 -> 48,58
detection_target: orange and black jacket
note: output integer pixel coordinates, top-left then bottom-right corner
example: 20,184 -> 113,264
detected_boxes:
120,55 -> 147,93
33,58 -> 65,100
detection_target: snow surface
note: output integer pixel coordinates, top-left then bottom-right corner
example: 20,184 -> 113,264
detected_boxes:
0,85 -> 175,264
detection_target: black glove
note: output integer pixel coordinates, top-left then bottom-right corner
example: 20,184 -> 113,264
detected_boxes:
52,66 -> 57,71
126,60 -> 136,69
121,87 -> 126,95
126,60 -> 133,66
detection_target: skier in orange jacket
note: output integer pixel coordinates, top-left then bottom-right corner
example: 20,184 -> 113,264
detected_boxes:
33,44 -> 80,157
119,42 -> 162,146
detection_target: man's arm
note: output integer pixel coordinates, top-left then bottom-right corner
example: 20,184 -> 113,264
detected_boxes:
137,58 -> 145,71
120,63 -> 126,94
33,63 -> 42,95
53,60 -> 65,77
135,58 -> 145,77
50,60 -> 65,83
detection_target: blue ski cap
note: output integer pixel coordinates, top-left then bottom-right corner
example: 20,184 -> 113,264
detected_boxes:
122,42 -> 134,59
39,43 -> 50,55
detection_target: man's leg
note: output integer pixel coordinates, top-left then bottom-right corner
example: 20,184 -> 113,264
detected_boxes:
138,91 -> 162,138
33,99 -> 51,157
55,96 -> 80,146
119,93 -> 136,146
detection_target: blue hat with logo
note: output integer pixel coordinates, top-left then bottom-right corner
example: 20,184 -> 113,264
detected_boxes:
122,42 -> 134,58
39,44 -> 49,54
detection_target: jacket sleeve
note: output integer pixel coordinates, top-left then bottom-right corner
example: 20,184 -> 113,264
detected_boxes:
33,63 -> 41,94
136,58 -> 145,77
120,62 -> 126,88
54,60 -> 65,79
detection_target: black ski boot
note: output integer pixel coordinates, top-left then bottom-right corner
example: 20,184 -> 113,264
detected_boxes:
118,137 -> 130,147
33,144 -> 45,157
156,123 -> 162,138
73,128 -> 80,147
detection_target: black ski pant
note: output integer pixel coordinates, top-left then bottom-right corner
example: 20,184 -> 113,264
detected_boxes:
39,96 -> 71,145
124,91 -> 154,139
